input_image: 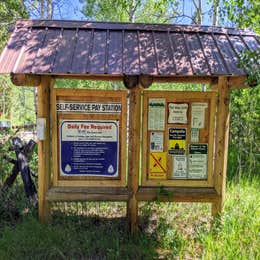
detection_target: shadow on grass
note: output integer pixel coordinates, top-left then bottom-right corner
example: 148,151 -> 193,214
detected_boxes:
0,210 -> 179,259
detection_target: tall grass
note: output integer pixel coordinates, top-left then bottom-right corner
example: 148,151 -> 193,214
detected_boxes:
0,176 -> 259,259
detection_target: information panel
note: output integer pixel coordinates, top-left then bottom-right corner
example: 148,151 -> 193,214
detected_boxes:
60,120 -> 119,177
142,91 -> 216,187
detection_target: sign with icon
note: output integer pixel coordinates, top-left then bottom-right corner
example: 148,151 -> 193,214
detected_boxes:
60,120 -> 119,177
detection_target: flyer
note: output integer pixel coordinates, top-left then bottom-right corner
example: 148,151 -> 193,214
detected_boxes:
168,103 -> 188,124
172,155 -> 187,178
149,152 -> 167,179
59,120 -> 119,177
148,98 -> 165,130
188,144 -> 208,179
191,103 -> 208,129
150,132 -> 164,152
168,128 -> 186,155
191,128 -> 199,143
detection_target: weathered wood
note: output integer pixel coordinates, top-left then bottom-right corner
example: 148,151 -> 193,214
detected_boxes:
11,73 -> 41,86
46,187 -> 129,201
212,77 -> 230,216
123,75 -> 139,89
38,76 -> 54,223
228,76 -> 253,89
137,187 -> 219,202
127,86 -> 142,234
139,75 -> 153,88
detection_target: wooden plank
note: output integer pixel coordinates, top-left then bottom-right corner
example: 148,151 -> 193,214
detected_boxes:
51,88 -> 58,186
127,86 -> 142,234
46,186 -> 129,201
11,74 -> 41,86
212,77 -> 230,216
137,187 -> 219,202
38,76 -> 54,223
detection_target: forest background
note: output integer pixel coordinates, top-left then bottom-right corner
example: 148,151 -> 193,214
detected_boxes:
0,0 -> 259,259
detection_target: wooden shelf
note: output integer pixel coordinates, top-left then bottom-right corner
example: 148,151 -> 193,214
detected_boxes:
136,187 -> 219,202
46,186 -> 129,202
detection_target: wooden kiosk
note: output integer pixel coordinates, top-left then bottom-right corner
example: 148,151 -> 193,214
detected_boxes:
0,20 -> 259,233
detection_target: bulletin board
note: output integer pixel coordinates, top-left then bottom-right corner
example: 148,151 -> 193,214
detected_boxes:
51,88 -> 127,187
142,91 -> 216,187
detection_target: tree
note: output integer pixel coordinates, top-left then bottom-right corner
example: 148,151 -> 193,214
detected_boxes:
81,0 -> 180,23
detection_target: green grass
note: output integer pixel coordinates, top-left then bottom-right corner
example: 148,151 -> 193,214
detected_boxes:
0,177 -> 259,259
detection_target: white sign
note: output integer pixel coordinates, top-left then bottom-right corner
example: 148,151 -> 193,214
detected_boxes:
150,132 -> 164,152
172,155 -> 187,178
191,103 -> 208,129
188,144 -> 208,179
37,118 -> 46,141
148,98 -> 165,130
57,102 -> 122,114
191,128 -> 199,143
168,103 -> 188,124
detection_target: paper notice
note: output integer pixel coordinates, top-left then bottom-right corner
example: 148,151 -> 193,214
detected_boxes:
188,144 -> 208,179
148,98 -> 165,130
191,103 -> 208,129
150,132 -> 164,152
168,103 -> 188,124
149,152 -> 167,179
168,128 -> 186,155
191,128 -> 199,143
172,155 -> 187,179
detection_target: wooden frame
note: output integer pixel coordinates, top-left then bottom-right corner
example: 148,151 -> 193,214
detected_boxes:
51,88 -> 127,187
142,90 -> 216,187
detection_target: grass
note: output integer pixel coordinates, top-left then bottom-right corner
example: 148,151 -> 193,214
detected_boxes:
0,176 -> 259,259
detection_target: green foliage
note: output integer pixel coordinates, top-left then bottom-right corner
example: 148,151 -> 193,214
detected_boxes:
0,177 -> 258,259
80,0 -> 180,23
0,0 -> 28,50
224,0 -> 260,33
228,86 -> 260,179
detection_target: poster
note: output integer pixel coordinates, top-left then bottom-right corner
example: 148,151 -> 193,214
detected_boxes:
191,103 -> 208,129
150,132 -> 164,152
188,144 -> 208,179
148,98 -> 165,130
60,120 -> 119,177
172,155 -> 187,178
168,103 -> 188,124
56,101 -> 122,114
168,128 -> 186,155
191,128 -> 199,143
149,152 -> 167,179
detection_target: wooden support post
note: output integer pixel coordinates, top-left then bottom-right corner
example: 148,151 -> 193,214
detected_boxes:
212,77 -> 230,216
38,76 -> 53,223
127,86 -> 142,234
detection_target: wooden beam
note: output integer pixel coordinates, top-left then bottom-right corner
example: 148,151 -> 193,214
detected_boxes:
127,85 -> 142,234
123,75 -> 139,89
11,73 -> 41,86
46,187 -> 129,202
137,187 -> 219,202
212,76 -> 230,216
38,76 -> 54,223
139,75 -> 153,88
228,76 -> 247,89
54,74 -> 123,82
154,76 -> 216,84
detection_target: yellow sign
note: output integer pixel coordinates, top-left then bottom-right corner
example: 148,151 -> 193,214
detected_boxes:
149,152 -> 167,179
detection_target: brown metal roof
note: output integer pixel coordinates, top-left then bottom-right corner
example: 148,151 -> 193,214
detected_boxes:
0,19 -> 259,77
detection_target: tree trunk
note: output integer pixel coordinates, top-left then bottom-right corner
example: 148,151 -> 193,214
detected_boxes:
213,0 -> 220,26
